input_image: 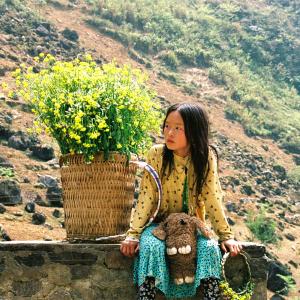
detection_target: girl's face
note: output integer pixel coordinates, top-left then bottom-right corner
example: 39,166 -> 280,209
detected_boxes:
163,110 -> 189,157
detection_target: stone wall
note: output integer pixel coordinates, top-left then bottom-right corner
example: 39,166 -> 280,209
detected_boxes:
0,241 -> 268,300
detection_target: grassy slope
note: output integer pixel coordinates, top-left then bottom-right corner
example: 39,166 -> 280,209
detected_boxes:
83,0 -> 300,158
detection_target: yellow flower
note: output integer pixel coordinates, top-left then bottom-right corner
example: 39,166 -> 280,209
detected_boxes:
88,132 -> 100,139
1,82 -> 8,90
117,143 -> 122,149
98,119 -> 108,129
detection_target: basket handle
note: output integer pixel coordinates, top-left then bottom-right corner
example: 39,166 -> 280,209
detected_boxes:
129,160 -> 162,230
221,251 -> 252,295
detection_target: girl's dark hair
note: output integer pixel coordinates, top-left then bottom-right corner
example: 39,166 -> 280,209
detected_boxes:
161,103 -> 211,198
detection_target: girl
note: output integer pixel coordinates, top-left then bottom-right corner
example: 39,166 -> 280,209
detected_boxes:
120,103 -> 242,300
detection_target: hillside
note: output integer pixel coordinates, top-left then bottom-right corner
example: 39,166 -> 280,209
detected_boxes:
0,0 -> 299,299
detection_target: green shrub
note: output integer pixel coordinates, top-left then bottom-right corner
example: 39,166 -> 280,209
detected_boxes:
0,167 -> 14,178
246,209 -> 278,244
160,51 -> 179,70
287,166 -> 300,187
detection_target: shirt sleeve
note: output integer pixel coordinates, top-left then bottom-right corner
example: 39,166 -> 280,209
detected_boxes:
126,147 -> 159,240
198,148 -> 234,241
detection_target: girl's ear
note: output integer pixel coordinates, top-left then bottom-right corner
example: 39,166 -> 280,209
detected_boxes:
152,222 -> 167,240
191,217 -> 212,239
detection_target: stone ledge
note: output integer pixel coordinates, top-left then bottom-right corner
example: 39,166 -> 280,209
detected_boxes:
0,241 -> 268,299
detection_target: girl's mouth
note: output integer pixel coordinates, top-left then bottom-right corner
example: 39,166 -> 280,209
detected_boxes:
167,139 -> 175,144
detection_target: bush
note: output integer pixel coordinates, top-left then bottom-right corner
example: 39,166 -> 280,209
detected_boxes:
246,209 -> 278,244
160,51 -> 179,70
0,167 -> 14,178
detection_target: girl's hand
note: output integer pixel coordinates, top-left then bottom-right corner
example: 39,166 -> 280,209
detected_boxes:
220,239 -> 242,257
120,239 -> 139,257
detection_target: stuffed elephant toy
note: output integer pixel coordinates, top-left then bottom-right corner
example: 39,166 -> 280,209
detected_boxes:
152,213 -> 212,285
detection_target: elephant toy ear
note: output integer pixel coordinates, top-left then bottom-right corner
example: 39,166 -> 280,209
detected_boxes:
152,223 -> 167,240
191,217 -> 212,239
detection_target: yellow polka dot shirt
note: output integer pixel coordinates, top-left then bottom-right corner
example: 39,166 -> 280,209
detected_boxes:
127,144 -> 234,241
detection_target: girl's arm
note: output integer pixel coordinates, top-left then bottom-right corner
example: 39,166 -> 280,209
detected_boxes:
126,146 -> 160,240
199,148 -> 234,241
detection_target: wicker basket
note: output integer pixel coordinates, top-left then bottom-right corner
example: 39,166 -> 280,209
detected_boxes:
59,152 -> 138,240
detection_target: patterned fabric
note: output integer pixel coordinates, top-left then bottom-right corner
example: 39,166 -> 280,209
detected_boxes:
137,277 -> 221,300
137,277 -> 157,300
127,144 -> 234,241
134,224 -> 222,299
202,277 -> 221,300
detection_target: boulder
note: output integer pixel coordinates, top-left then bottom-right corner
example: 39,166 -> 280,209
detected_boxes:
46,186 -> 63,207
25,202 -> 35,213
267,261 -> 293,295
8,132 -> 32,151
31,144 -> 55,161
37,175 -> 58,188
0,179 -> 22,205
61,28 -> 79,41
32,212 -> 46,225
0,156 -> 14,168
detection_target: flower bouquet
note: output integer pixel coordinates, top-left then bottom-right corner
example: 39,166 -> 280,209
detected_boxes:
13,54 -> 162,240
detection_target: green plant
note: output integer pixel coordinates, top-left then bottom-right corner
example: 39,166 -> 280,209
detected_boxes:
246,209 -> 278,244
287,166 -> 300,187
13,53 -> 163,161
276,274 -> 296,295
0,167 -> 14,178
219,280 -> 254,300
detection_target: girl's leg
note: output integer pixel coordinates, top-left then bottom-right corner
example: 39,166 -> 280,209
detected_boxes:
201,277 -> 221,300
137,276 -> 157,300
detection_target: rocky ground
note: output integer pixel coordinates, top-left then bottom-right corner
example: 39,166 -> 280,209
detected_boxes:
0,0 -> 299,298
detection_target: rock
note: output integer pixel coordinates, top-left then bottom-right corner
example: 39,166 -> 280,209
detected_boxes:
46,186 -> 63,207
34,182 -> 47,189
273,164 -> 287,179
23,177 -> 30,183
12,280 -> 42,297
270,294 -> 286,300
62,28 -> 79,41
0,225 -> 11,241
227,217 -> 235,226
285,214 -> 300,226
284,233 -> 295,241
32,212 -> 46,225
0,179 -> 22,205
8,132 -> 32,151
44,223 -> 53,230
262,144 -> 269,151
288,260 -> 298,268
240,185 -> 255,195
35,24 -> 50,36
37,175 -> 58,188
33,194 -> 48,207
47,158 -> 60,169
267,261 -> 293,294
225,202 -> 237,212
239,198 -> 255,204
52,209 -> 61,218
262,170 -> 273,180
0,156 -> 14,168
0,117 -> 14,139
25,202 -> 35,213
31,144 -> 55,161
0,204 -> 6,213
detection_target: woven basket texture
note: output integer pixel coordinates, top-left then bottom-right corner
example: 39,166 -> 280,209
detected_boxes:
60,152 -> 137,240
